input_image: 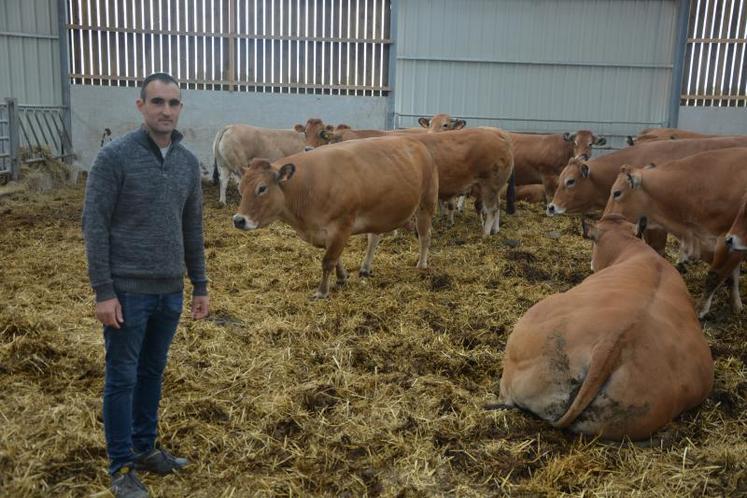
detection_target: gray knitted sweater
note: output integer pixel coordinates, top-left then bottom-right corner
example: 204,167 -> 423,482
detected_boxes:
82,127 -> 208,302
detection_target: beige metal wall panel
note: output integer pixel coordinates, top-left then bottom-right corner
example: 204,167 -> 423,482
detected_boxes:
394,0 -> 679,149
0,0 -> 61,105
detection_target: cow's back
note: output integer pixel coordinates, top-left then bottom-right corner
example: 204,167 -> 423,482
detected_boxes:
219,124 -> 305,171
510,133 -> 571,184
410,127 -> 513,198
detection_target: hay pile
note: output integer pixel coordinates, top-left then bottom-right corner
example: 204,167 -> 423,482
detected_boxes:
0,182 -> 745,496
0,148 -> 77,198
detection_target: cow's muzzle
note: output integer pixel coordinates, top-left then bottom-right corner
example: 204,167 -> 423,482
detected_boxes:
232,214 -> 258,230
725,234 -> 746,252
546,203 -> 564,216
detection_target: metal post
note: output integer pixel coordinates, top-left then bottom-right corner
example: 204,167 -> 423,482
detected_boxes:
57,0 -> 73,162
668,0 -> 690,128
6,98 -> 20,182
385,0 -> 399,130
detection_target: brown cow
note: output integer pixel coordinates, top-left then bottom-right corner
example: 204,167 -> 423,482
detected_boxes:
231,135 -> 439,299
294,118 -> 335,149
417,113 -> 466,132
548,136 -> 747,216
626,127 -> 718,146
497,215 -> 713,440
603,148 -> 747,317
212,124 -> 306,205
510,130 -> 606,202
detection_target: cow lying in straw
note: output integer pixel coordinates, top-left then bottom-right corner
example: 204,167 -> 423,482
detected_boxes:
496,215 -> 713,440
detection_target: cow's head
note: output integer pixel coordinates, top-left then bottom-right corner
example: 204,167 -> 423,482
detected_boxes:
582,214 -> 643,272
564,130 -> 606,160
296,118 -> 335,148
546,158 -> 593,216
602,164 -> 653,225
233,158 -> 295,231
725,194 -> 747,252
418,113 -> 466,132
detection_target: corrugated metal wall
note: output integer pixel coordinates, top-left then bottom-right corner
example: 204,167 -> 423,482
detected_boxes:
0,0 -> 62,105
394,0 -> 679,148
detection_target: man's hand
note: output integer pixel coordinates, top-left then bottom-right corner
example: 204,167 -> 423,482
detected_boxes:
95,298 -> 124,329
191,295 -> 209,320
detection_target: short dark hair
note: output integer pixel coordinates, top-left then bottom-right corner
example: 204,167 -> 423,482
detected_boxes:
140,72 -> 180,100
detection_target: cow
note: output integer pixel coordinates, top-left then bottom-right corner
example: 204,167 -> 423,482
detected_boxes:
603,147 -> 747,318
417,113 -> 466,132
626,127 -> 718,146
295,118 -> 336,149
231,135 -> 439,299
497,214 -> 713,440
514,184 -> 547,204
510,131 -> 607,202
212,124 -> 306,205
547,136 -> 747,217
725,193 -> 747,252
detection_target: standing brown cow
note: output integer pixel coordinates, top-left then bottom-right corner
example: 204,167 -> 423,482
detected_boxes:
497,215 -> 713,440
603,148 -> 747,317
232,135 -> 439,299
212,124 -> 306,205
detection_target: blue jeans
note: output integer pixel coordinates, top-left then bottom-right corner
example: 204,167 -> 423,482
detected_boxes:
103,290 -> 183,475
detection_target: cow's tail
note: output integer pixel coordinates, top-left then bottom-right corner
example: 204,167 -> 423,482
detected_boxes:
212,126 -> 230,186
553,332 -> 624,429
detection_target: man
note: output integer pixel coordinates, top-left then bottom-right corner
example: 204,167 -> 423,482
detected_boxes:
82,72 -> 209,498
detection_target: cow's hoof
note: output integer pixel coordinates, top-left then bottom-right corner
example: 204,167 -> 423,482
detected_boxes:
336,279 -> 347,288
311,290 -> 329,300
676,262 -> 688,274
359,269 -> 373,278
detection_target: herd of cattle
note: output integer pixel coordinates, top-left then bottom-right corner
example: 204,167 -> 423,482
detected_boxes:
209,115 -> 747,442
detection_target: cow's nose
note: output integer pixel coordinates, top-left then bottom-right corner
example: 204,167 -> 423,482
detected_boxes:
725,235 -> 734,248
304,146 -> 315,152
233,215 -> 246,229
546,204 -> 556,216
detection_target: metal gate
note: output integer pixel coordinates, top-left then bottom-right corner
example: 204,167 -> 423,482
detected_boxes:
0,98 -> 73,182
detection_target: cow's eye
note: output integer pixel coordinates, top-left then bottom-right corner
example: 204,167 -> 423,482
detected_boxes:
613,190 -> 622,199
257,185 -> 267,196
565,178 -> 576,188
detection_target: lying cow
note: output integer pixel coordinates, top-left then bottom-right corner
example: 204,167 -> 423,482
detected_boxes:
510,130 -> 606,202
626,127 -> 719,146
232,135 -> 439,298
603,147 -> 747,318
212,124 -> 306,204
497,214 -> 713,440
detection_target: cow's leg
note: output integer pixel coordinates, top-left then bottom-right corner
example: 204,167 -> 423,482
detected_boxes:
218,165 -> 230,206
445,198 -> 457,226
698,241 -> 743,317
727,265 -> 743,314
335,260 -> 348,288
456,194 -> 466,213
314,230 -> 350,299
359,233 -> 382,277
481,189 -> 500,236
414,211 -> 432,269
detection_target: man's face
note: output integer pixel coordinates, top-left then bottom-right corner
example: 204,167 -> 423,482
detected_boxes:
136,80 -> 182,136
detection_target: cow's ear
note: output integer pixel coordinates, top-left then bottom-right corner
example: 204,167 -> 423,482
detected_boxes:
643,162 -> 656,169
324,124 -> 335,131
580,163 -> 590,178
563,132 -> 572,142
418,117 -> 430,128
335,123 -> 351,131
239,165 -> 248,177
594,136 -> 607,146
635,216 -> 647,239
620,164 -> 632,175
294,124 -> 305,133
320,130 -> 334,141
453,119 -> 466,129
626,135 -> 635,146
627,170 -> 642,189
276,163 -> 296,184
581,217 -> 597,240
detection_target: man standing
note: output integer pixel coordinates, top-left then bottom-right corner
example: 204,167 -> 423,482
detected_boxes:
82,72 -> 209,498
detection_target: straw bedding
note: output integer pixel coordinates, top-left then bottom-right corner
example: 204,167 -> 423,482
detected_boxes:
0,165 -> 745,497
